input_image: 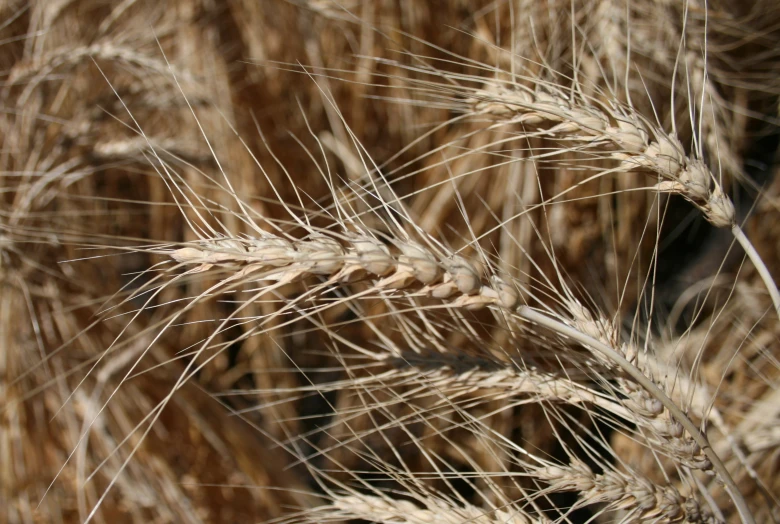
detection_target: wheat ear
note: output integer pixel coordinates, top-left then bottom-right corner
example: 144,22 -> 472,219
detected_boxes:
516,306 -> 752,524
534,461 -> 721,523
465,81 -> 780,321
167,232 -> 520,312
296,493 -> 541,524
296,347 -> 720,462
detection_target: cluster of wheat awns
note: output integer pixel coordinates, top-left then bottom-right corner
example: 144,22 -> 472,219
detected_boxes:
2,1 -> 779,523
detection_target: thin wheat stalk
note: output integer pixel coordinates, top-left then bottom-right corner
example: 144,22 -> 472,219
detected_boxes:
560,299 -> 717,471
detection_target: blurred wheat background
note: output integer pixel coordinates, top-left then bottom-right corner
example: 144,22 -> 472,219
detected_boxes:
1,0 -> 779,523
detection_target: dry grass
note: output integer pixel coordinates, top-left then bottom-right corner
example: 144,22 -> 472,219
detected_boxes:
1,1 -> 779,523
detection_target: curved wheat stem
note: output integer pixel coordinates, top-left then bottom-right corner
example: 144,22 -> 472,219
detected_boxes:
731,224 -> 780,319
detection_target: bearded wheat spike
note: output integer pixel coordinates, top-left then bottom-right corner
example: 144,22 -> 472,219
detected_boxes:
290,347 -> 720,488
168,232 -> 520,312
466,83 -> 780,318
535,462 -> 722,524
381,349 -> 713,471
465,81 -> 780,320
563,299 -> 712,469
296,493 -> 543,524
468,82 -> 724,222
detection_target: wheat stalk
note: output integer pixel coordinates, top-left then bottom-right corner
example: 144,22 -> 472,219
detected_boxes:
467,81 -> 780,319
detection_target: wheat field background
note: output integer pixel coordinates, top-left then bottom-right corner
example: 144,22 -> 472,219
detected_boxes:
1,1 -> 779,523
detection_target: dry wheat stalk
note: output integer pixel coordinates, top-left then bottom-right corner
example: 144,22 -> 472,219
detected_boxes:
562,300 -> 715,469
464,80 -> 780,317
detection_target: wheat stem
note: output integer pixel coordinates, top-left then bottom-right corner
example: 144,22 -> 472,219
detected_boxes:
732,224 -> 780,321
